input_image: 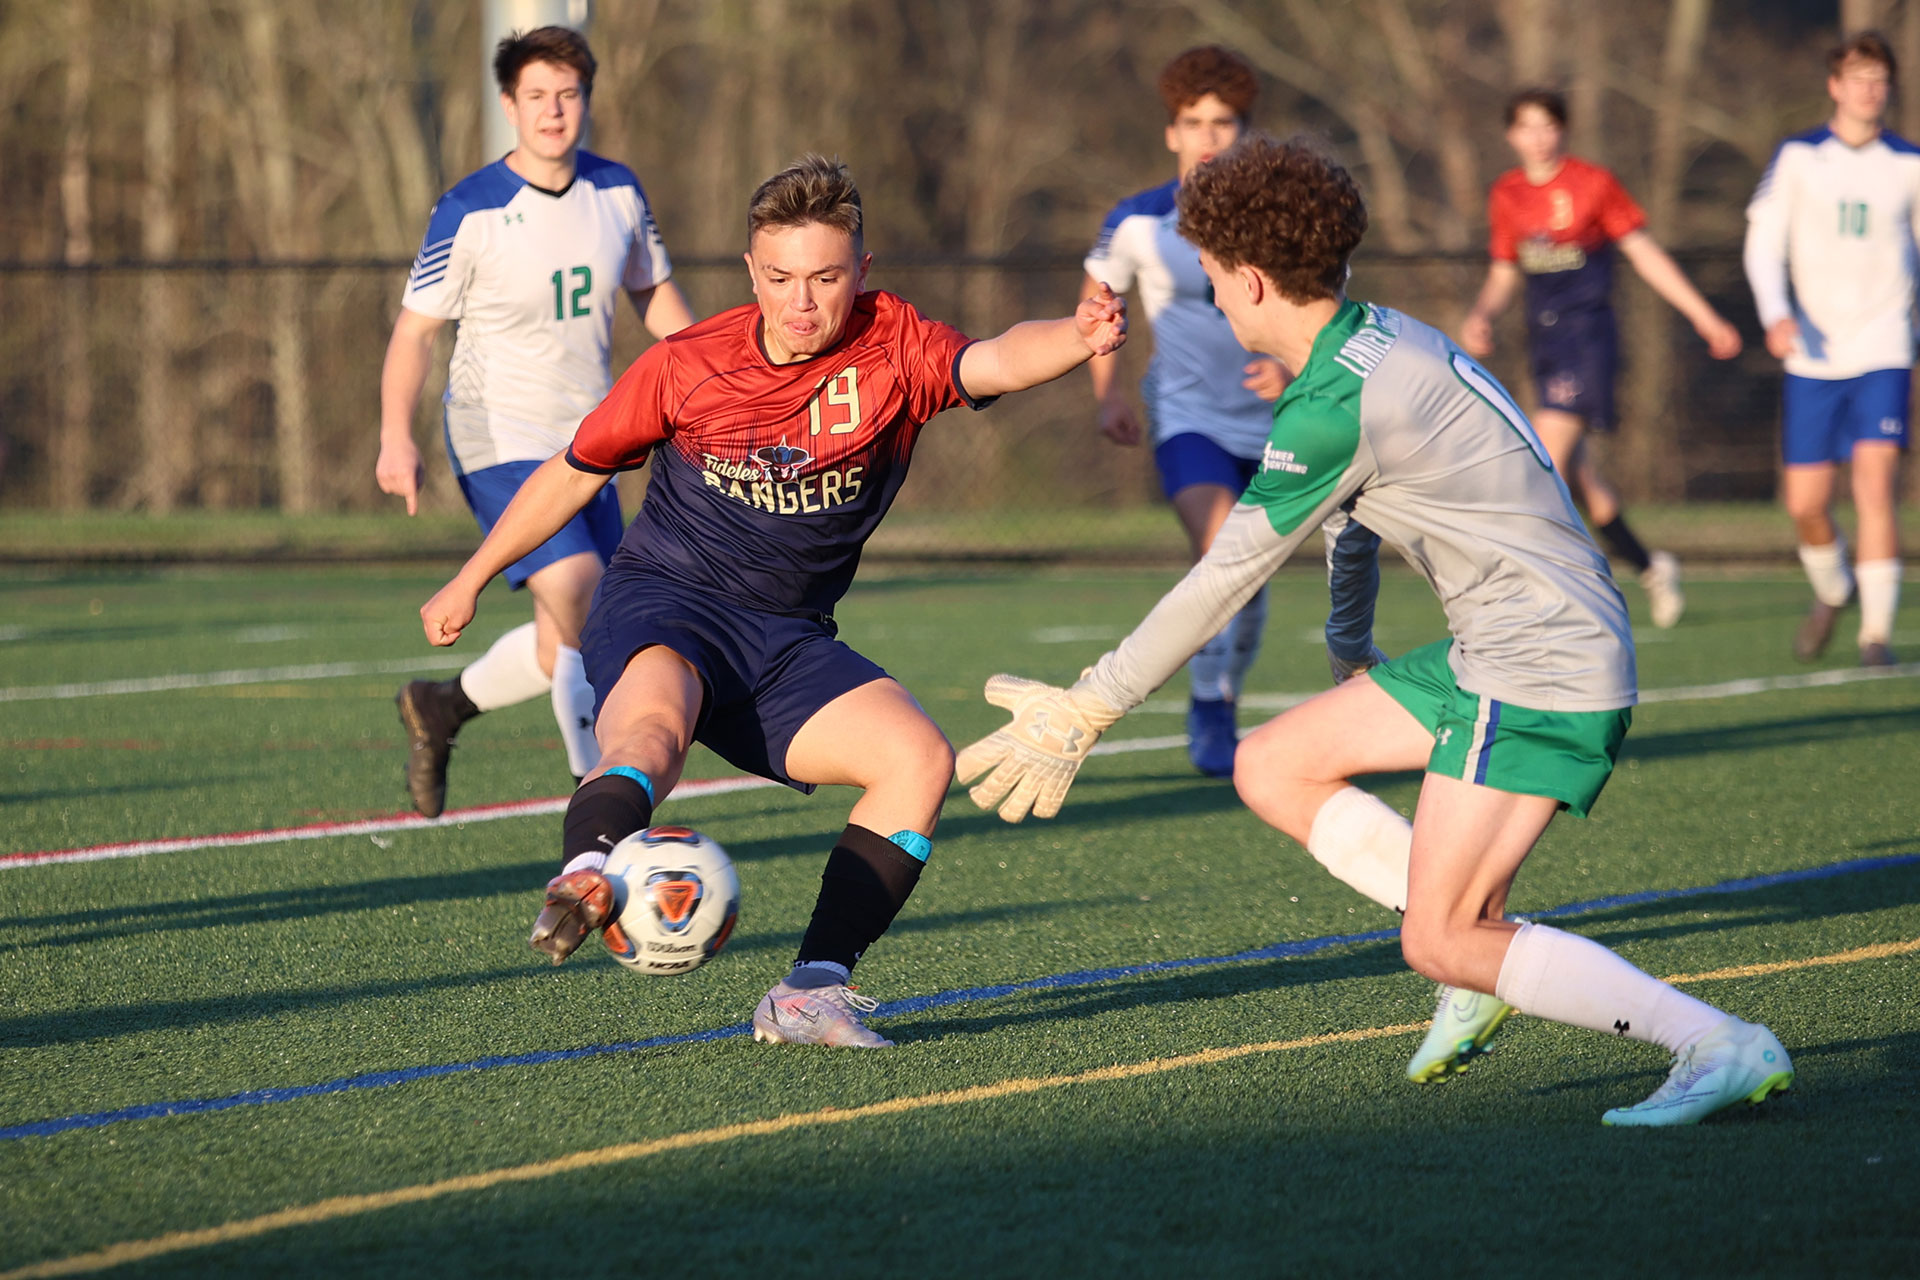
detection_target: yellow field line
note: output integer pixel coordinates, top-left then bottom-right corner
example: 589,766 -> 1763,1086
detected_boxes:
7,936 -> 1916,1279
1662,935 -> 1920,983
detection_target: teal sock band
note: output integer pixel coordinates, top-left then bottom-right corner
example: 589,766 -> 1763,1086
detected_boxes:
605,766 -> 656,806
887,830 -> 933,863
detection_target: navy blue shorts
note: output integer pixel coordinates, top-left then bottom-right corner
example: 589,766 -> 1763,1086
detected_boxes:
1527,309 -> 1618,430
1153,432 -> 1262,501
1781,369 -> 1912,465
457,460 -> 623,589
580,570 -> 889,792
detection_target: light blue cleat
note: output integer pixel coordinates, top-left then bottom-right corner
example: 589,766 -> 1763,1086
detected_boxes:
1407,984 -> 1513,1083
1602,1017 -> 1794,1127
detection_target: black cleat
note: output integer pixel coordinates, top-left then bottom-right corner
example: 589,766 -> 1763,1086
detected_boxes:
1793,598 -> 1846,662
395,679 -> 470,817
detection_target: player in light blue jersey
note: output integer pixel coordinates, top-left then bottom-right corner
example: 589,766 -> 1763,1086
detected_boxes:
377,27 -> 695,817
1084,47 -> 1383,776
1745,31 -> 1915,668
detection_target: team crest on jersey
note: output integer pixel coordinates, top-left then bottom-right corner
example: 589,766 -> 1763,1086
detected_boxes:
752,440 -> 814,482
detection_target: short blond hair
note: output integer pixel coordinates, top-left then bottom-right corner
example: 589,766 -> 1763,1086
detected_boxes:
747,155 -> 863,247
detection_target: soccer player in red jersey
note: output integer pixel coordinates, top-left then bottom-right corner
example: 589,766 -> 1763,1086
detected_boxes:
1461,89 -> 1742,629
419,155 -> 1127,1047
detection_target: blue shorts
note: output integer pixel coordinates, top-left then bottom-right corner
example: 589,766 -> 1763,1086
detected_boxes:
1781,370 -> 1912,465
1527,309 -> 1618,430
1153,433 -> 1261,501
579,570 -> 889,792
457,460 -> 623,589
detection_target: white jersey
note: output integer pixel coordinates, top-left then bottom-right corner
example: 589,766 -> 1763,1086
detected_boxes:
1086,180 -> 1272,457
1744,125 -> 1920,379
402,152 -> 673,475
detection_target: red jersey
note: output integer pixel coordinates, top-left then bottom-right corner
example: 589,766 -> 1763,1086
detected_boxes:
1488,155 -> 1646,319
568,290 -> 983,615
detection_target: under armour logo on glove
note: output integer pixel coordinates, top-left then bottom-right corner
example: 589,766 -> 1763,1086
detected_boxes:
956,673 -> 1124,823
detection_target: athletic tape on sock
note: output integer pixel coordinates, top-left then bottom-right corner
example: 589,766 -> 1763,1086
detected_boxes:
887,830 -> 933,863
604,766 -> 656,806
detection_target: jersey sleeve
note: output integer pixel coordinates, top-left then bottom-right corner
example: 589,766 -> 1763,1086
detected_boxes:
566,340 -> 677,473
401,195 -> 475,319
1486,183 -> 1519,263
891,299 -> 986,421
1079,397 -> 1370,712
1321,511 -> 1383,662
1743,143 -> 1796,330
621,182 -> 674,293
1595,169 -> 1648,242
1084,206 -> 1141,294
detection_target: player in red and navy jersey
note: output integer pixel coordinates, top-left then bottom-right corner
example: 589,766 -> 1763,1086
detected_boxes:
1461,89 -> 1742,630
419,155 -> 1127,1047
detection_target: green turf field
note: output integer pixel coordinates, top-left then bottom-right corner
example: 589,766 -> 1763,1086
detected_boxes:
2,563 -> 1917,1277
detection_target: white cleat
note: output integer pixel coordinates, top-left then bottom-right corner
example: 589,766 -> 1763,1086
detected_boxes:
752,976 -> 894,1048
1406,984 -> 1513,1083
1602,1017 -> 1794,1127
1639,550 -> 1685,629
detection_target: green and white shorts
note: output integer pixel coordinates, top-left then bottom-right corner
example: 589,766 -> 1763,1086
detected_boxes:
1367,640 -> 1632,819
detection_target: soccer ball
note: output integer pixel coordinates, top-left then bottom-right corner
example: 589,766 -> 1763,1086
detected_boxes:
601,826 -> 740,976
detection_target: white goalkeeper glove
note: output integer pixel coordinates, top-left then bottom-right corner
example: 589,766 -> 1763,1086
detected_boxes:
1327,643 -> 1388,685
954,673 -> 1125,823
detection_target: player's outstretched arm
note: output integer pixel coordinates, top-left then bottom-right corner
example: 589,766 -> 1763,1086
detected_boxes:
421,454 -> 610,647
1617,231 -> 1742,359
959,283 -> 1127,399
377,307 -> 447,516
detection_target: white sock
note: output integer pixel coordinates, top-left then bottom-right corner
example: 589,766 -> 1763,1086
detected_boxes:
1855,558 -> 1901,645
458,622 -> 550,711
1305,786 -> 1411,913
1494,922 -> 1727,1053
561,850 -> 609,876
1224,586 -> 1268,700
789,960 -> 851,987
1798,537 -> 1854,608
550,645 -> 602,777
1189,626 -> 1233,702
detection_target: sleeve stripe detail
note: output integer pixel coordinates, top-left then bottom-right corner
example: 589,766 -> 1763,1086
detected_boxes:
565,444 -> 626,475
407,269 -> 449,291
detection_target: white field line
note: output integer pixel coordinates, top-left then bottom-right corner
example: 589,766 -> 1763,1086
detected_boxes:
0,656 -> 465,704
1,735 -> 1190,870
6,665 -> 1915,871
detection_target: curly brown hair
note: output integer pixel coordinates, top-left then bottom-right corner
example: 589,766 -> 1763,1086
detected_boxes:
1158,46 -> 1259,121
493,26 -> 596,98
747,154 -> 864,248
1175,134 -> 1367,303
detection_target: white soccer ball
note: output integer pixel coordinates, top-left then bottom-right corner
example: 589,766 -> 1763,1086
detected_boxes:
601,825 -> 740,976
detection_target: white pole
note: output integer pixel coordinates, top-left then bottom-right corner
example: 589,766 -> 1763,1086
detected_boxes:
482,0 -> 592,162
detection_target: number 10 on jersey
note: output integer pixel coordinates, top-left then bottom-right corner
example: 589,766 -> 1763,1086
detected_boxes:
551,265 -> 592,319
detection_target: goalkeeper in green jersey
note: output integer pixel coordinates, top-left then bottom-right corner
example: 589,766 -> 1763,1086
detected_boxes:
958,135 -> 1792,1128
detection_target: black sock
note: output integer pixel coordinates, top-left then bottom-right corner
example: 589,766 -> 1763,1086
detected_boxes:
561,773 -> 655,865
444,678 -> 482,724
1597,517 -> 1652,573
795,825 -> 925,972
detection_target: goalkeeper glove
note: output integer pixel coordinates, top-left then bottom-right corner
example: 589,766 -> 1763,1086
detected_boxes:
954,673 -> 1125,823
1327,643 -> 1388,685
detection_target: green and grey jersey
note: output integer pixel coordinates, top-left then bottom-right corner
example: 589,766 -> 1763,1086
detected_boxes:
1082,300 -> 1636,715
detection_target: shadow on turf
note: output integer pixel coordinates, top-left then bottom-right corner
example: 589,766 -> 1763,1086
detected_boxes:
1554,860 -> 1920,950
1619,706 -> 1920,764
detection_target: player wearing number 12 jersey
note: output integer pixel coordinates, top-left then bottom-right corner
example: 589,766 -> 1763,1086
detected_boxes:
419,155 -> 1128,1047
377,27 -> 695,818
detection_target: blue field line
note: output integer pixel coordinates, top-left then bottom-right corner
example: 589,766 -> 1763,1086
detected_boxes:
4,851 -> 1914,1143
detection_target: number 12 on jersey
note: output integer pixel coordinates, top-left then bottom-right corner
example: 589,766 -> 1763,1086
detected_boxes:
550,265 -> 592,319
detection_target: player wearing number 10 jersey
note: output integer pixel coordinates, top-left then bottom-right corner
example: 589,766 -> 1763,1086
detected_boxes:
377,27 -> 695,818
